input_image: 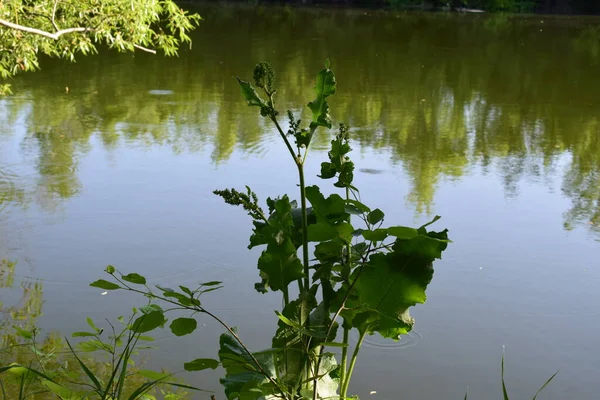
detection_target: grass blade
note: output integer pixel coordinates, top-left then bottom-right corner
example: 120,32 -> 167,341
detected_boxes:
531,371 -> 559,400
65,339 -> 103,393
501,353 -> 510,400
164,381 -> 209,391
127,378 -> 166,400
0,378 -> 6,400
18,373 -> 25,400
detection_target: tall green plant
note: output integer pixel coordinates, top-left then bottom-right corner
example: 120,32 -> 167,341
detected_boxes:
215,60 -> 450,400
91,61 -> 450,400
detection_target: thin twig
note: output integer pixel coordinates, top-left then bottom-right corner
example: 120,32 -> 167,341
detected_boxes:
51,0 -> 60,31
133,44 -> 156,54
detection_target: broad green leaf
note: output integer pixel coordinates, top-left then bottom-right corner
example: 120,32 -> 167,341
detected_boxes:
2,364 -> 28,376
387,226 -> 419,240
131,311 -> 166,334
256,196 -> 304,292
305,186 -> 347,221
308,222 -> 338,242
319,162 -> 337,179
362,228 -> 388,242
258,248 -> 303,292
307,353 -> 340,399
237,78 -> 268,108
184,358 -> 219,371
140,304 -> 163,314
90,279 -> 121,290
138,370 -> 169,380
41,380 -> 79,399
341,229 -> 449,338
121,273 -> 147,285
346,199 -> 371,213
345,203 -> 364,215
314,241 -> 344,263
367,208 -> 385,225
219,333 -> 277,400
169,318 -> 197,337
13,326 -> 33,340
351,243 -> 369,262
335,223 -> 355,244
307,62 -> 337,129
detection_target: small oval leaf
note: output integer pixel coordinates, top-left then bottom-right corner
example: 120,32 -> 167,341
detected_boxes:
13,326 -> 33,340
90,280 -> 121,290
362,228 -> 388,242
121,273 -> 147,285
170,318 -> 197,337
131,311 -> 166,334
387,226 -> 419,240
367,209 -> 385,225
184,358 -> 219,371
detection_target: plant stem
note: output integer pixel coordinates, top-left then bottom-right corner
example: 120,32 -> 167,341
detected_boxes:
341,329 -> 366,399
270,116 -> 297,164
339,326 -> 349,396
297,164 -> 310,292
117,281 -> 286,397
283,287 -> 290,306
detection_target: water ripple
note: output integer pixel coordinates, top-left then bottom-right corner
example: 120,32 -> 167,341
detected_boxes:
354,329 -> 424,351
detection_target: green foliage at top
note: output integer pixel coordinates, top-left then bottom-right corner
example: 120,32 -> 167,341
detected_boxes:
307,59 -> 336,130
254,61 -> 276,94
0,0 -> 201,94
319,124 -> 354,188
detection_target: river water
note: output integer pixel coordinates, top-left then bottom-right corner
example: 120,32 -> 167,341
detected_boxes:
1,3 -> 599,399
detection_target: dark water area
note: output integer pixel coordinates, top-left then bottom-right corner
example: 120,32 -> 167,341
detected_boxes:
176,0 -> 600,15
1,3 -> 599,399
